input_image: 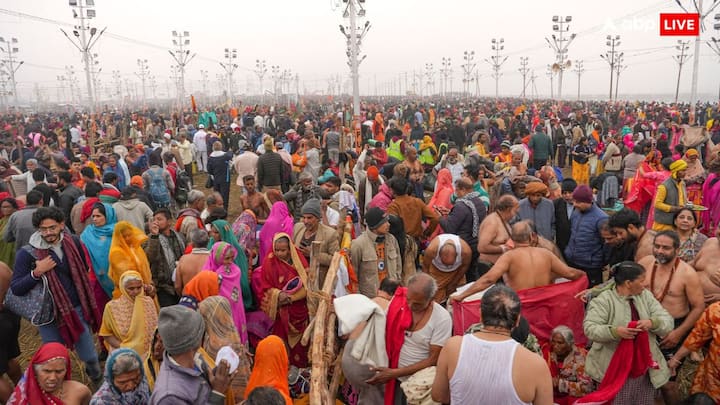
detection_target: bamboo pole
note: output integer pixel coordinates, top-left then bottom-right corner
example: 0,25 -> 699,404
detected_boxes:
309,252 -> 341,405
309,241 -> 322,293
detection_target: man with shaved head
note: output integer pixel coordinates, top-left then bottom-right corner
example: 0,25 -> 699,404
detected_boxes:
423,234 -> 473,303
452,220 -> 585,301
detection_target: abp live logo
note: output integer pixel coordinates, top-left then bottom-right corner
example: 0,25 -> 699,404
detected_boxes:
660,13 -> 700,36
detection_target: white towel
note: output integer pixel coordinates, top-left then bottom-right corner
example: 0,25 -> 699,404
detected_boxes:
334,294 -> 389,368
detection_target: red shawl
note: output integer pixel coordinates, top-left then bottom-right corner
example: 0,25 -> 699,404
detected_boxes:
384,287 -> 412,405
40,233 -> 101,347
9,342 -> 70,405
79,197 -> 100,223
574,320 -> 658,405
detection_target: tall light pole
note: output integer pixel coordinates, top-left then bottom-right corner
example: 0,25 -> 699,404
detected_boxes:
339,0 -> 370,121
675,0 -> 720,122
545,15 -> 576,99
485,38 -> 508,99
61,0 -> 105,111
169,30 -> 196,108
673,40 -> 691,104
424,63 -> 435,97
65,65 -> 78,104
148,75 -> 157,100
200,69 -> 209,98
169,65 -> 181,102
56,75 -> 67,102
546,65 -> 555,99
461,50 -> 476,101
0,37 -> 23,106
254,59 -> 267,104
709,13 -> 720,101
600,35 -> 621,100
518,56 -> 530,100
614,56 -> 627,102
220,48 -> 237,104
573,59 -> 584,100
90,53 -> 101,104
111,70 -> 121,98
270,65 -> 280,103
136,58 -> 149,103
440,57 -> 452,97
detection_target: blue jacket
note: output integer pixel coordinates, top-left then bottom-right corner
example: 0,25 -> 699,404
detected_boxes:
564,204 -> 608,269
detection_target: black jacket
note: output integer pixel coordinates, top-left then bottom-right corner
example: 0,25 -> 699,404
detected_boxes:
554,198 -> 573,256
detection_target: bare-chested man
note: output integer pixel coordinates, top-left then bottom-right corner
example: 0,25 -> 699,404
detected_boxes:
477,194 -> 519,264
238,175 -> 270,224
174,229 -> 211,296
608,208 -> 655,261
453,221 -> 585,301
637,230 -> 704,404
401,147 -> 425,198
694,226 -> 720,303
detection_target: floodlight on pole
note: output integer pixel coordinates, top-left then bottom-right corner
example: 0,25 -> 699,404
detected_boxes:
572,59 -> 584,100
254,59 -> 267,104
673,40 -> 691,104
440,57 -> 452,97
461,50 -> 476,102
135,58 -> 149,104
220,47 -> 238,104
63,0 -> 105,112
339,0 -> 370,122
518,57 -> 530,100
169,30 -> 195,109
545,15 -> 576,100
485,38 -> 507,99
0,37 -> 22,106
600,35 -> 621,100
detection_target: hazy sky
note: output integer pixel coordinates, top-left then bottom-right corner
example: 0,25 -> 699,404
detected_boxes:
2,0 -> 720,102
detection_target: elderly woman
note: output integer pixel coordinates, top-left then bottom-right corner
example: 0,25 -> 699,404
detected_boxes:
544,325 -> 594,405
99,271 -> 158,357
8,342 -> 91,405
674,207 -> 708,264
90,348 -> 150,405
583,261 -> 673,404
81,202 -> 118,308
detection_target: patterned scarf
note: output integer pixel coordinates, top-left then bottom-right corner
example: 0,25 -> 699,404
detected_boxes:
39,233 -> 100,347
456,191 -> 482,238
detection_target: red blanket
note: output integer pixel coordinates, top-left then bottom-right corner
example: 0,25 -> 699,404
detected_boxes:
574,320 -> 658,405
384,287 -> 412,405
452,277 -> 589,346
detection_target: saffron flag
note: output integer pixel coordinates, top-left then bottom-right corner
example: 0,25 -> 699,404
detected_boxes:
451,276 -> 589,346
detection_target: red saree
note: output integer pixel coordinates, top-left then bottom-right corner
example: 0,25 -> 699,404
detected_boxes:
258,233 -> 310,367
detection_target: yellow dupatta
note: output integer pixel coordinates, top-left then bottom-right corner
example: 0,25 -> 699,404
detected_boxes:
99,271 -> 158,357
109,221 -> 151,299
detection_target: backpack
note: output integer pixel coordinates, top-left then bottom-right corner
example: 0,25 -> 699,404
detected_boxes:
147,168 -> 171,207
174,169 -> 191,204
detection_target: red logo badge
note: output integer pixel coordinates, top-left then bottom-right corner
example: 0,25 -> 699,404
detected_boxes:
659,13 -> 700,36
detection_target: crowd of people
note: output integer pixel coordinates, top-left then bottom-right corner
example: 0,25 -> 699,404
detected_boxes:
0,96 -> 718,405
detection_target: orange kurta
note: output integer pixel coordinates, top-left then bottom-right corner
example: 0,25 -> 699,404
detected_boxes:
682,301 -> 720,402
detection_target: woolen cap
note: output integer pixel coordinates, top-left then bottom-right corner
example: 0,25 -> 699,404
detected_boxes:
301,198 -> 322,218
157,305 -> 205,356
365,207 -> 388,230
572,185 -> 594,204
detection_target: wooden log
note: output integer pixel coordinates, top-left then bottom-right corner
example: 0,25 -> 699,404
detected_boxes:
308,241 -> 321,293
327,345 -> 345,405
309,252 -> 341,405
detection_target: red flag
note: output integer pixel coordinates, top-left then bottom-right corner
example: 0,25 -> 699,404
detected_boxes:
191,95 -> 197,113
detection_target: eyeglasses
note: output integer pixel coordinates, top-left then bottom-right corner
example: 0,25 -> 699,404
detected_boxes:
38,224 -> 59,234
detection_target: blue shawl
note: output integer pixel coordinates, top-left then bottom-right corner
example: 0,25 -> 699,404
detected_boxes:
91,348 -> 151,405
80,203 -> 117,297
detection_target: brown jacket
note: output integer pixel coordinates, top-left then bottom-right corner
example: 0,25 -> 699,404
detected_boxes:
387,195 -> 439,239
350,229 -> 401,298
293,222 -> 340,288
